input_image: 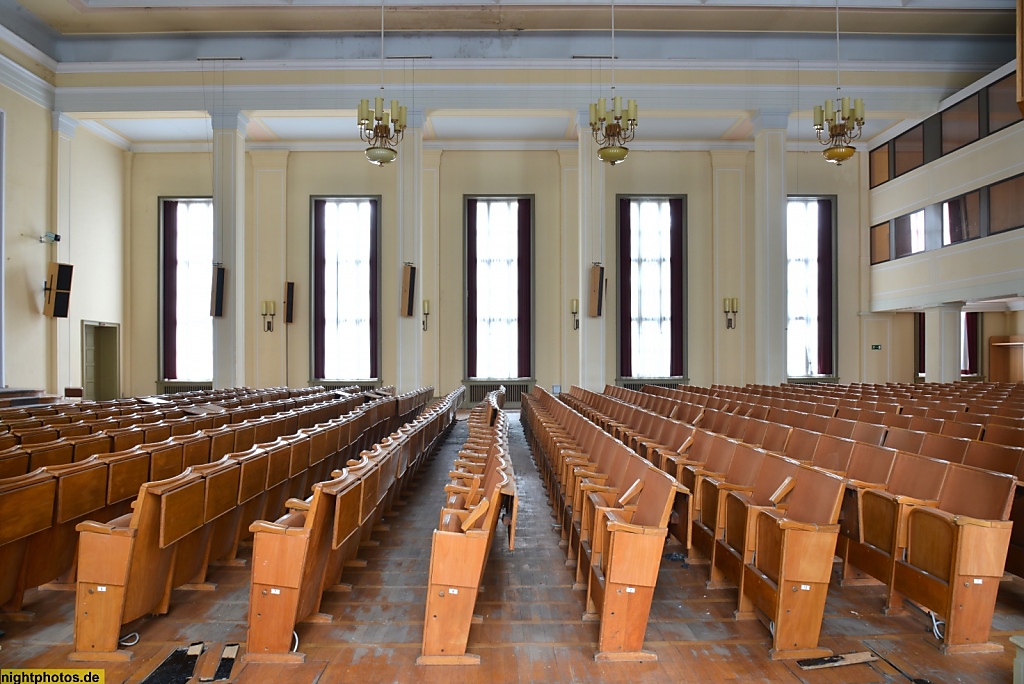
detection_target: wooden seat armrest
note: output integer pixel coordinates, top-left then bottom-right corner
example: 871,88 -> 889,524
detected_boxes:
581,483 -> 614,494
912,506 -> 1013,528
564,456 -> 591,466
759,509 -> 840,533
444,483 -> 471,494
714,482 -> 755,493
76,520 -> 134,536
460,498 -> 490,531
285,497 -> 311,511
891,494 -> 938,508
727,490 -> 756,507
573,468 -> 601,480
249,520 -> 293,534
605,510 -> 667,536
448,470 -> 482,481
845,479 -> 887,491
453,460 -> 485,472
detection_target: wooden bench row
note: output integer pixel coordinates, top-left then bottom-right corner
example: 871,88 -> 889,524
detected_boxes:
522,386 -> 682,662
574,384 -> 1020,655
246,386 -> 463,664
419,388 -> 514,665
0,390 -> 368,618
69,386 -> 440,661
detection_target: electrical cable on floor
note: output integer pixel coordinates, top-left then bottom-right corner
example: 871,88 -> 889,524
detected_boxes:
930,611 -> 945,641
292,630 -> 299,653
119,632 -> 140,647
865,645 -> 934,684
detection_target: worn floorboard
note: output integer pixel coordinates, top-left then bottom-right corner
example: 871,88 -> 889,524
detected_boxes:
0,411 -> 1018,683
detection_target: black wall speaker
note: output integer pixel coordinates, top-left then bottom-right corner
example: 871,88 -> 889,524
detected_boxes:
284,281 -> 295,323
44,262 -> 73,318
401,263 -> 417,317
210,266 -> 226,317
588,264 -> 605,317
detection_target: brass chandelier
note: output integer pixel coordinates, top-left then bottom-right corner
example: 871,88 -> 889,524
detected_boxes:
358,0 -> 407,166
588,0 -> 637,165
813,0 -> 865,165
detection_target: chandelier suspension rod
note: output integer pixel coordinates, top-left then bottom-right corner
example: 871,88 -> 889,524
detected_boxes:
834,0 -> 840,96
610,0 -> 615,90
380,0 -> 385,90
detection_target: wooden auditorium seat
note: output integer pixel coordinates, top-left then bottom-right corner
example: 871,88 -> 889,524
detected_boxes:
741,465 -> 846,660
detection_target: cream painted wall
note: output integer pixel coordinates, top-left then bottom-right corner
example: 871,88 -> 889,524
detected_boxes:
1,83 -> 52,390
436,150 -> 563,395
601,151 -> 715,387
283,151 -> 399,389
66,126 -> 125,391
127,152 -> 212,397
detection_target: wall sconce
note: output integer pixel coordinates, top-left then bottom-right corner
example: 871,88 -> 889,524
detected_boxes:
724,297 -> 739,329
261,300 -> 276,332
570,298 -> 580,330
422,299 -> 430,331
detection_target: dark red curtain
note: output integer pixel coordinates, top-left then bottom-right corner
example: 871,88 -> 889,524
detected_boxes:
916,312 -> 926,376
161,200 -> 178,380
618,197 -> 633,378
816,200 -> 834,376
964,311 -> 979,375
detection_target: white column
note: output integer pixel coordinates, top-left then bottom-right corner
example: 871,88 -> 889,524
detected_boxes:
752,109 -> 790,386
578,119 -> 608,391
925,303 -> 964,383
210,109 -> 248,390
710,150 -> 749,386
121,151 -> 133,396
421,147 -> 442,393
559,144 -> 580,392
250,150 -> 289,388
51,112 -> 78,394
395,114 -> 424,392
0,112 -> 5,388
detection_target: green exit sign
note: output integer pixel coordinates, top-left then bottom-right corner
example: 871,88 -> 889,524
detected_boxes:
871,344 -> 882,351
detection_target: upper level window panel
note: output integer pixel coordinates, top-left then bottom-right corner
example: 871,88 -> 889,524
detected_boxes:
941,94 -> 980,156
893,125 -> 924,177
161,198 -> 213,382
869,146 -> 889,188
312,198 -> 379,381
894,210 -> 925,258
870,222 -> 891,265
618,197 -> 686,379
988,73 -> 1023,134
990,174 -> 1024,235
942,191 -> 981,246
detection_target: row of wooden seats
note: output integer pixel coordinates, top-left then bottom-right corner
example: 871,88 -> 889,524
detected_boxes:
0,385 -> 311,431
0,389 -> 361,617
522,386 -> 682,662
70,387 -> 441,661
246,386 -> 463,663
0,390 -> 352,479
599,384 -> 1020,655
419,388 -> 513,665
638,382 -> 1024,441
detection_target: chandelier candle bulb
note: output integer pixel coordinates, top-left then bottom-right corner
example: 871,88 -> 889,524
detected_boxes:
391,100 -> 399,119
842,97 -> 850,118
589,103 -> 598,126
613,96 -> 622,118
598,98 -> 607,120
375,97 -> 383,119
813,105 -> 823,127
824,99 -> 834,120
398,106 -> 407,128
627,99 -> 637,121
854,98 -> 864,121
731,298 -> 738,313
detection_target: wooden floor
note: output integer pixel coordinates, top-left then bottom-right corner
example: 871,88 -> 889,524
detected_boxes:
1,411 -> 1022,683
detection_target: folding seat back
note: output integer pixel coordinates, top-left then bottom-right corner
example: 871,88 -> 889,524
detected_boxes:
782,428 -> 820,463
850,421 -> 887,446
884,427 -> 926,454
918,433 -> 970,463
810,434 -> 854,473
962,440 -> 1022,477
